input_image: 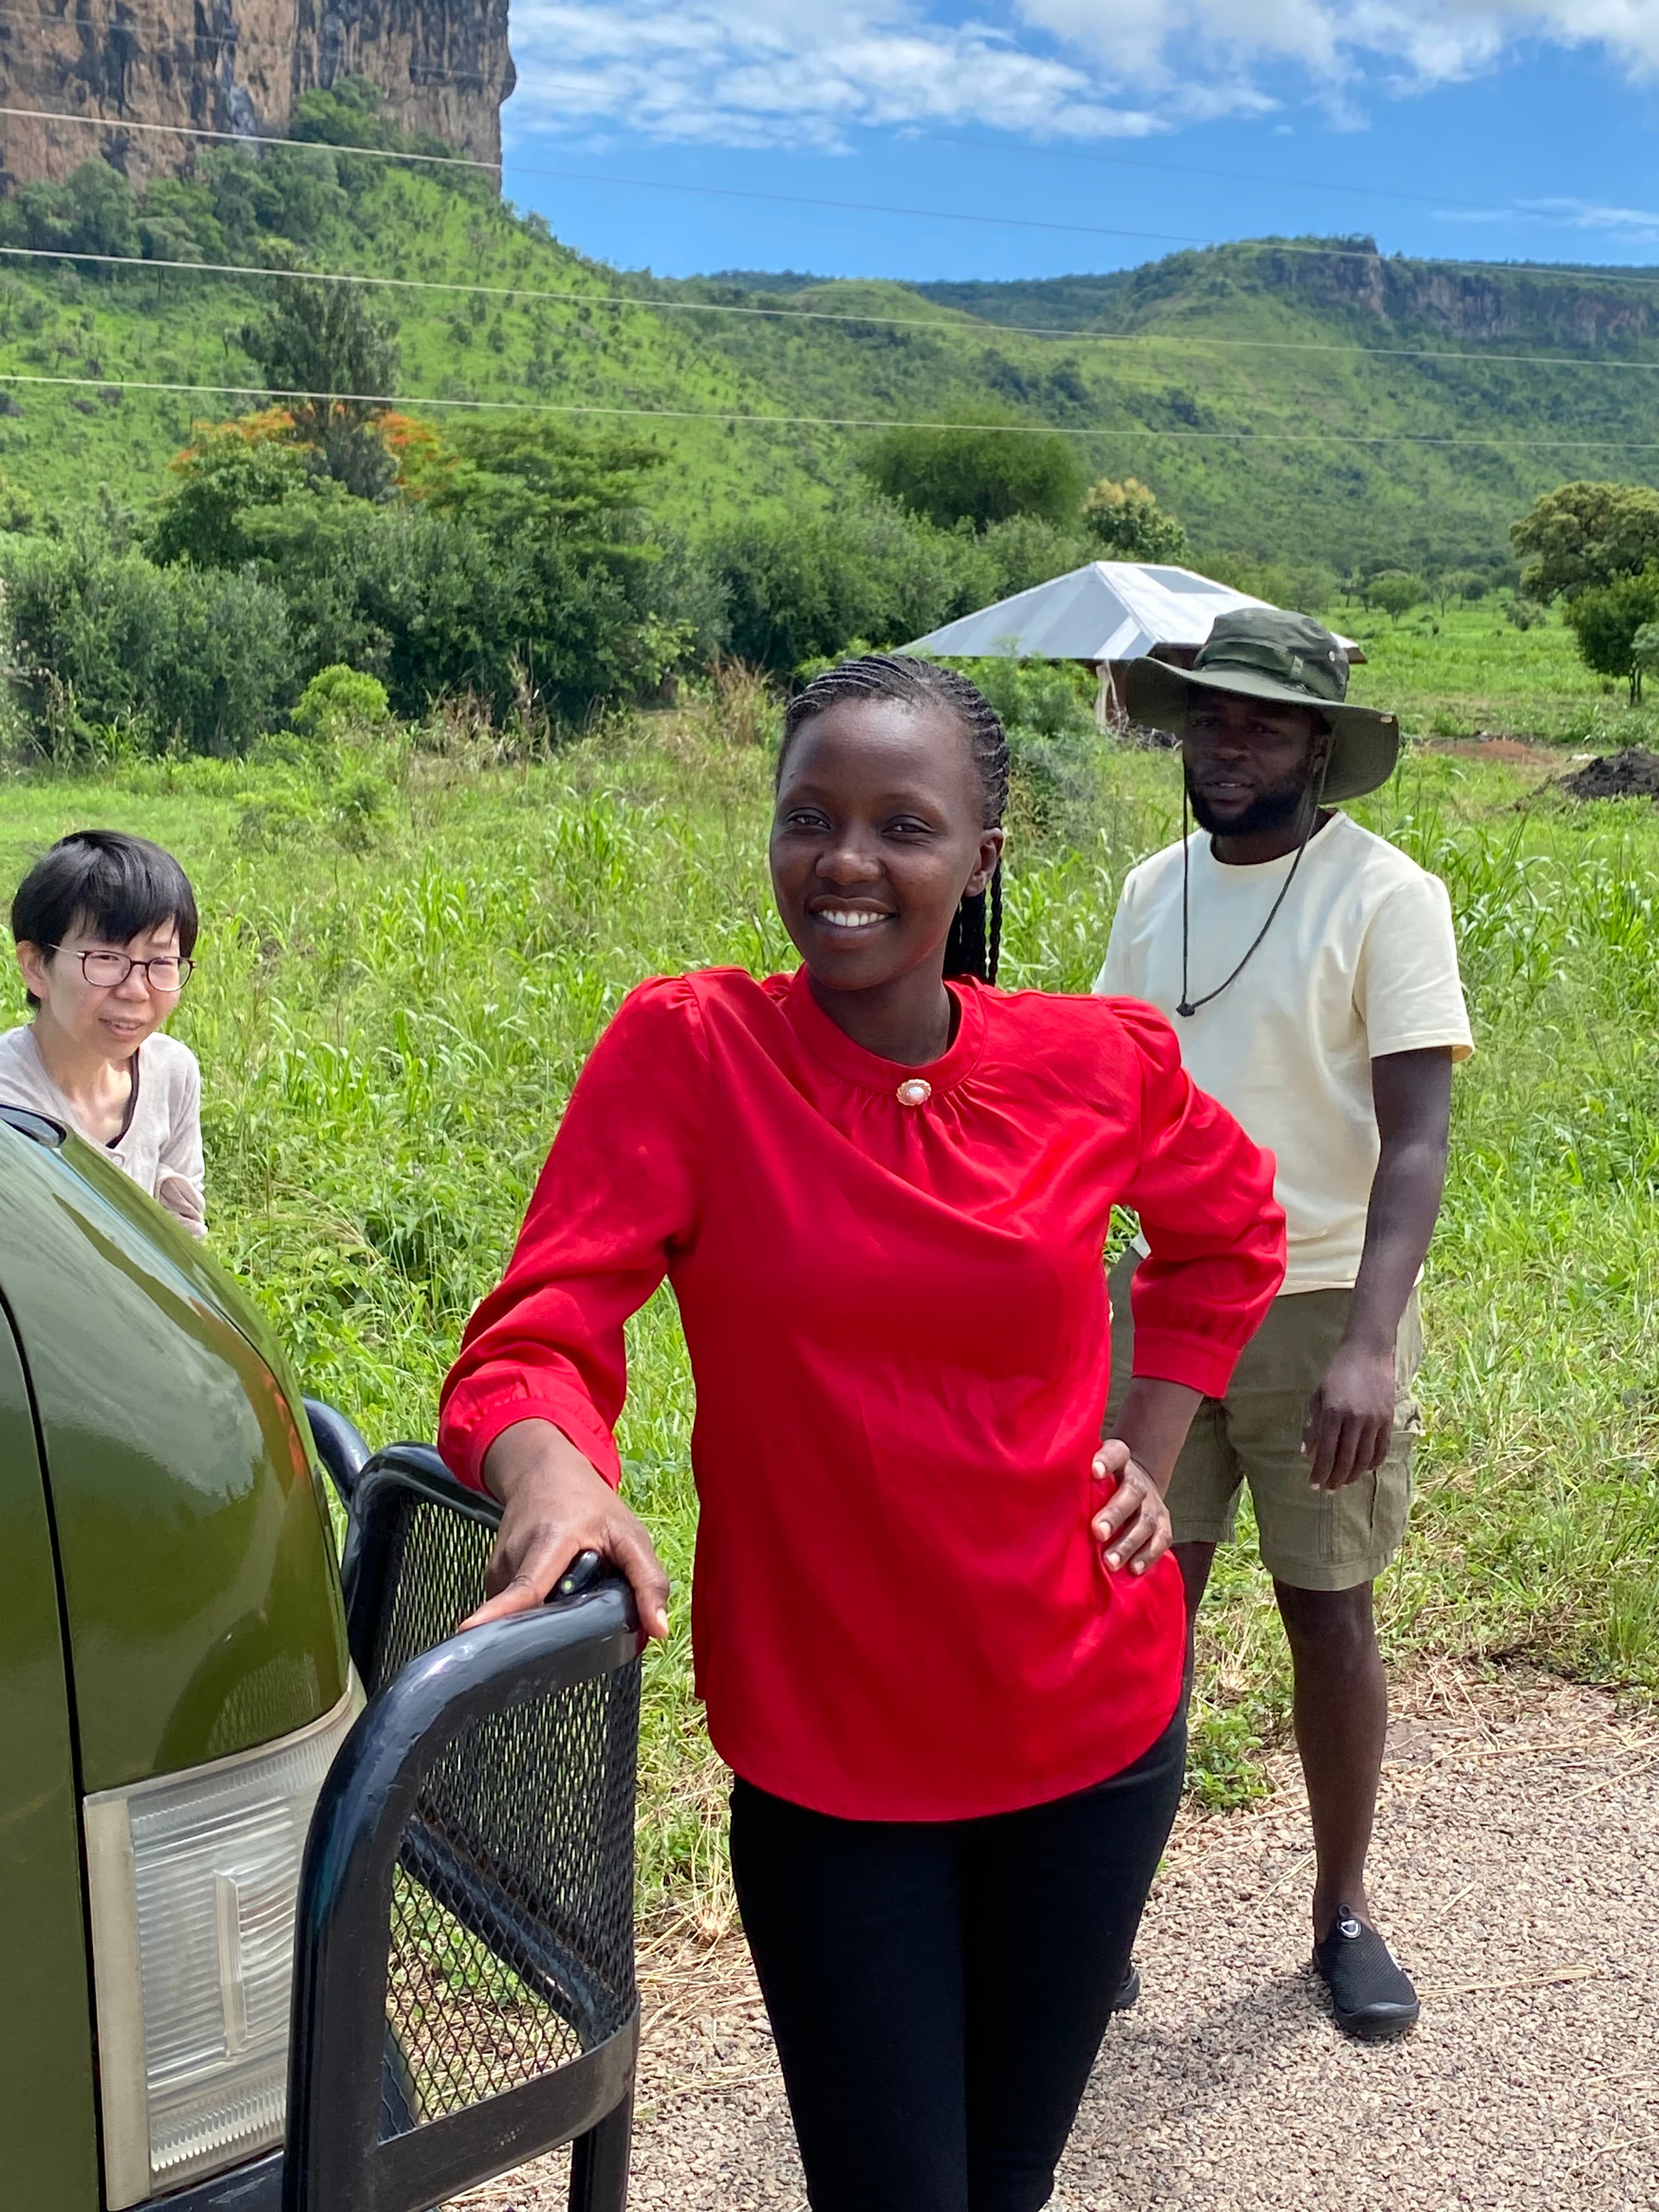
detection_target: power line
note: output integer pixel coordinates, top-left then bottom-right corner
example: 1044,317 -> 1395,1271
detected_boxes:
0,100 -> 494,170
0,0 -> 1630,244
10,363 -> 1659,448
10,238 -> 1659,381
0,1 -> 1537,225
9,99 -> 1659,297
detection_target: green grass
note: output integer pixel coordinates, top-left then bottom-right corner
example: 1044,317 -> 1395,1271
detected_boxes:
6,663 -> 1659,1895
1339,597 -> 1656,746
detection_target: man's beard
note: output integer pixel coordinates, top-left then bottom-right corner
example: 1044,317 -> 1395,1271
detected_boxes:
1186,771 -> 1312,839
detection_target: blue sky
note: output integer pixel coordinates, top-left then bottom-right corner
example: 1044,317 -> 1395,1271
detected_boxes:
493,1 -> 1659,281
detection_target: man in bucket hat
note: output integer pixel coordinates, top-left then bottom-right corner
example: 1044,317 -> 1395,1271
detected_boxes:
1097,608 -> 1472,2039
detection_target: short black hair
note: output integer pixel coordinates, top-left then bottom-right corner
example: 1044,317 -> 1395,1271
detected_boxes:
10,831 -> 199,1009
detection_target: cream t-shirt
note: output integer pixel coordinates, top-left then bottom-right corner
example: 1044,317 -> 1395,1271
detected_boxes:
1095,810 -> 1471,1294
0,1024 -> 206,1236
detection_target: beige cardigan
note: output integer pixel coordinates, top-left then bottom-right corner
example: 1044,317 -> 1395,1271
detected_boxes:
0,1024 -> 206,1235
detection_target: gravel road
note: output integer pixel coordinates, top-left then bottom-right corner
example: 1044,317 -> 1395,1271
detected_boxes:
452,1667 -> 1659,2211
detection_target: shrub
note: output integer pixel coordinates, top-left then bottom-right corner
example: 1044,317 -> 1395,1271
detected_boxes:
294,663 -> 393,741
1367,569 -> 1426,622
1080,477 -> 1187,563
860,422 -> 1084,532
937,655 -> 1101,836
977,514 -> 1093,599
6,539 -> 296,754
710,499 -> 991,675
1562,566 -> 1659,702
1203,551 -> 1340,614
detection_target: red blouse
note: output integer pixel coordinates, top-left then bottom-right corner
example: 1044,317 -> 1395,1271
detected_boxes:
439,968 -> 1284,1821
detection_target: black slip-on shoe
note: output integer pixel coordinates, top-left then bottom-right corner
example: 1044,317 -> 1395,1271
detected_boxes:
1110,1961 -> 1141,2013
1313,1908 -> 1420,2041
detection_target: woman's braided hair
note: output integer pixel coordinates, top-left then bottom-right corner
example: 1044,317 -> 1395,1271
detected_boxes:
777,653 -> 1009,984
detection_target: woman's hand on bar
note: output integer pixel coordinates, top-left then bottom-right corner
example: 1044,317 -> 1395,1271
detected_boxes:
462,1417 -> 672,1638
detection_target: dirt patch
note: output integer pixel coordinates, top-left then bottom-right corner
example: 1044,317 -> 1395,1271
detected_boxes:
448,1663 -> 1659,2211
1559,747 -> 1659,800
1424,735 -> 1562,770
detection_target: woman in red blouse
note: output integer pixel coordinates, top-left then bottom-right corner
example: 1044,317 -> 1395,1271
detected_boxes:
441,654 -> 1284,2212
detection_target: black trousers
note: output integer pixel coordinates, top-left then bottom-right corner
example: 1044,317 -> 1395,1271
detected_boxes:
729,1714 -> 1185,2212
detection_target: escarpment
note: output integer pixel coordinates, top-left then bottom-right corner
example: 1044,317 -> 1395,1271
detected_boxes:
0,0 -> 514,189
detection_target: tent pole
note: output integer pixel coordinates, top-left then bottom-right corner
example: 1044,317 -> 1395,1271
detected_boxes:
1093,662 -> 1126,736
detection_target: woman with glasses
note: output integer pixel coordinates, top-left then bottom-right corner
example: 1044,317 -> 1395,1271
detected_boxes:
2,830 -> 205,1236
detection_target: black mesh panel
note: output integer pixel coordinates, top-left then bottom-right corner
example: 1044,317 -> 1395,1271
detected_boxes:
362,1489 -> 640,2135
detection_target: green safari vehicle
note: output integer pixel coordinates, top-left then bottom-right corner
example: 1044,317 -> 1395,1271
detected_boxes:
1,1102 -> 642,2212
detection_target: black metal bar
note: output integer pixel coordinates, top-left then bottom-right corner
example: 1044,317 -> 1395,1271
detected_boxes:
369,2021 -> 637,2212
569,2091 -> 635,2212
303,1398 -> 373,1506
283,1582 -> 642,2212
340,1447 -> 502,1682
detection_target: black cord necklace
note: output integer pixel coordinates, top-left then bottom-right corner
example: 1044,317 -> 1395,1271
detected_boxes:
1175,775 -> 1325,1019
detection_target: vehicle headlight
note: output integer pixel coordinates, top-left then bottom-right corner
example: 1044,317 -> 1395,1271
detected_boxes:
83,1683 -> 362,2207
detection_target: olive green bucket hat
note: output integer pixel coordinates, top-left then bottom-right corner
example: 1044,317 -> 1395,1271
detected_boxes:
1121,607 -> 1401,804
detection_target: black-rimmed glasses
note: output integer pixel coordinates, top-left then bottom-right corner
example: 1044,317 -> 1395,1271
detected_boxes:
49,946 -> 195,994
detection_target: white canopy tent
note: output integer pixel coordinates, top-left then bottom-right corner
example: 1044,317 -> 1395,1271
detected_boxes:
905,560 -> 1360,727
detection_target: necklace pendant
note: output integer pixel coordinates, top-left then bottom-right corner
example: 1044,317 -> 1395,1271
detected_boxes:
1176,1001 -> 1195,1019
896,1077 -> 933,1107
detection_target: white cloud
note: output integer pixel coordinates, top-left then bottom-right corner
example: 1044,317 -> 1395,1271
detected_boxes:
1437,193 -> 1659,244
501,0 -> 1659,154
505,1 -> 1176,151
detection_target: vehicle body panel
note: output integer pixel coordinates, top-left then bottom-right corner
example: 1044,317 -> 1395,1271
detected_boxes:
0,1116 -> 349,1792
0,1286 -> 101,2212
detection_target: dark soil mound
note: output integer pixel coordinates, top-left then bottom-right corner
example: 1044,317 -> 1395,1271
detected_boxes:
1566,752 -> 1659,805
1560,748 -> 1659,801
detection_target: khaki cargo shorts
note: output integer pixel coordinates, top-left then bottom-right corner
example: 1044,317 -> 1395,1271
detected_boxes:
1106,1251 -> 1423,1593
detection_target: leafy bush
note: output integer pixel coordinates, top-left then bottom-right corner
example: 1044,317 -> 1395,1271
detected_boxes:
1203,551 -> 1340,614
0,160 -> 139,265
294,663 -> 392,740
143,413 -> 703,729
938,654 -> 1101,835
150,424 -> 325,567
7,539 -> 295,754
859,422 -> 1084,532
1562,566 -> 1659,702
1080,476 -> 1187,563
977,514 -> 1092,599
710,498 -> 990,674
1367,569 -> 1426,622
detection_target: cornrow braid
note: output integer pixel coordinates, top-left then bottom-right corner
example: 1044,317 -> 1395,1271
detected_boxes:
778,653 -> 1009,984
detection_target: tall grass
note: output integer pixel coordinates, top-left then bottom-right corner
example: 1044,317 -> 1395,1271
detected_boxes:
5,709 -> 1659,1892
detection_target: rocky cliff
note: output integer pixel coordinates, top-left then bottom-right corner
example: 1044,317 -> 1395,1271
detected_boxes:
0,0 -> 514,191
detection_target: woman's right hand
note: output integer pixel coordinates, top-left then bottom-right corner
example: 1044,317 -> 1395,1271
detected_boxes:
462,1417 -> 672,1638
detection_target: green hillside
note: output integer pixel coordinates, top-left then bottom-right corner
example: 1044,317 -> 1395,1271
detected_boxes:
3,123 -> 1659,583
0,150 -> 840,529
661,241 -> 1659,575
